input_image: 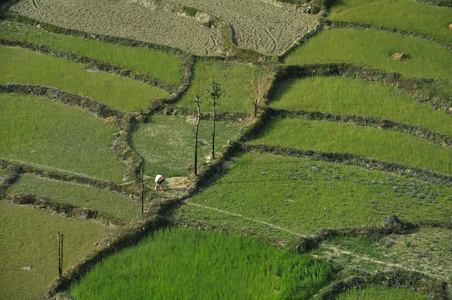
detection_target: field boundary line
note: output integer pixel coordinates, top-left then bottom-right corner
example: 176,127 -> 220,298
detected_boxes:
241,143 -> 452,186
0,38 -> 179,93
186,201 -> 305,237
270,108 -> 452,147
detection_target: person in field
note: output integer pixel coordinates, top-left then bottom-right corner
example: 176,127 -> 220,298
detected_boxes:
155,174 -> 165,192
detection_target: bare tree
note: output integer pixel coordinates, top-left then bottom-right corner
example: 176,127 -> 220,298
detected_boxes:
207,81 -> 222,159
194,94 -> 201,176
247,70 -> 273,117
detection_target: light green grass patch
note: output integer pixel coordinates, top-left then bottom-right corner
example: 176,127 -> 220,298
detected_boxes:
131,114 -> 243,178
315,227 -> 452,283
270,76 -> 452,136
176,58 -> 264,113
328,0 -> 452,43
0,201 -> 110,300
336,284 -> 427,300
249,118 -> 452,175
0,20 -> 183,85
179,153 -> 452,236
0,45 -> 169,111
0,93 -> 127,182
7,174 -> 141,221
284,28 -> 452,82
70,226 -> 332,299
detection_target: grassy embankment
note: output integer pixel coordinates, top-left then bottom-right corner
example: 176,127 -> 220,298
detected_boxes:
70,226 -> 332,300
0,93 -> 127,182
335,285 -> 427,300
327,0 -> 452,43
0,20 -> 183,86
249,118 -> 452,175
0,45 -> 169,112
131,114 -> 243,178
172,152 -> 452,238
269,76 -> 452,137
0,201 -> 111,300
7,173 -> 141,222
284,28 -> 451,82
175,58 -> 266,113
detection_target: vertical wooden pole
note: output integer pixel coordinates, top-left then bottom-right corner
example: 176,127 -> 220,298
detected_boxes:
58,232 -> 63,278
141,168 -> 144,213
194,95 -> 201,176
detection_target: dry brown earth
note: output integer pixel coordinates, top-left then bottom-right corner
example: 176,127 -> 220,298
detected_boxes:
7,0 -> 223,56
7,0 -> 319,56
169,0 -> 319,55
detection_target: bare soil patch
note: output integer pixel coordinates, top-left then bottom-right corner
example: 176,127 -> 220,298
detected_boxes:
7,0 -> 223,56
7,0 -> 319,56
170,0 -> 319,55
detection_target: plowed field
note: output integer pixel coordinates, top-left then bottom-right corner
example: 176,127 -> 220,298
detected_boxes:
6,0 -> 319,56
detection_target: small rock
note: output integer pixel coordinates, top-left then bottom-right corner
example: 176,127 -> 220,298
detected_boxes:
382,215 -> 402,228
21,265 -> 33,271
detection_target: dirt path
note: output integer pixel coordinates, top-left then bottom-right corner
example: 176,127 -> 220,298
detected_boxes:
187,201 -> 305,237
7,0 -> 223,56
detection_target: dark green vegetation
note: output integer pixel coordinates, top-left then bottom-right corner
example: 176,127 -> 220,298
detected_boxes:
1,0 -> 450,299
70,227 -> 332,299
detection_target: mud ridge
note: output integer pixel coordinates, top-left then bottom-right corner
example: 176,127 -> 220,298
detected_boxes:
270,108 -> 452,147
241,143 -> 452,186
326,21 -> 452,50
271,64 -> 452,115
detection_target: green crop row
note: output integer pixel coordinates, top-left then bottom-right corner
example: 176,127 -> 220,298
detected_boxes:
0,20 -> 183,85
269,76 -> 452,137
70,226 -> 332,299
7,174 -> 141,221
0,93 -> 127,182
173,152 -> 452,237
0,201 -> 110,300
328,0 -> 452,43
284,28 -> 452,82
249,118 -> 452,175
0,45 -> 169,112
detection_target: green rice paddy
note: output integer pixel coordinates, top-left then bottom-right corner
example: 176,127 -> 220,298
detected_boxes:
249,118 -> 452,175
0,93 -> 127,182
7,174 -> 141,222
328,0 -> 452,43
284,28 -> 452,82
173,152 -> 452,237
0,45 -> 169,111
269,76 -> 452,137
0,201 -> 110,300
0,20 -> 183,85
70,226 -> 332,299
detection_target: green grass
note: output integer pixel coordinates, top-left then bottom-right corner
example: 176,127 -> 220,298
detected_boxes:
176,58 -> 265,113
131,114 -> 243,178
172,152 -> 452,237
70,226 -> 332,299
7,174 -> 141,221
0,45 -> 169,111
249,118 -> 452,175
314,227 -> 452,282
0,93 -> 127,182
335,284 -> 427,300
270,76 -> 452,137
0,201 -> 111,300
284,28 -> 452,82
328,0 -> 452,43
0,20 -> 183,86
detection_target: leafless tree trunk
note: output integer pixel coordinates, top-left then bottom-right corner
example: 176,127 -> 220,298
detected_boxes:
194,95 -> 201,176
208,81 -> 222,159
